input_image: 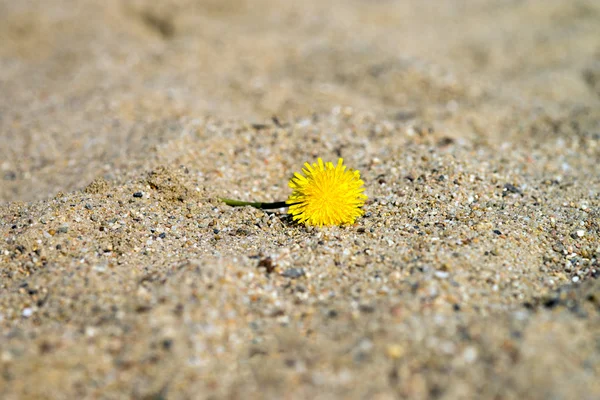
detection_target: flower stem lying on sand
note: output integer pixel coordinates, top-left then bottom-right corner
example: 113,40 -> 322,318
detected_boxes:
220,198 -> 289,210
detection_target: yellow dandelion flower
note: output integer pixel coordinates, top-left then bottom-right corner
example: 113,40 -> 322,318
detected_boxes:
286,158 -> 367,226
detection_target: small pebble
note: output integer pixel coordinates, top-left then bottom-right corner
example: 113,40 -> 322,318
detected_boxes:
133,192 -> 143,198
463,346 -> 478,363
281,268 -> 305,278
503,183 -> 521,194
434,271 -> 449,279
386,344 -> 405,359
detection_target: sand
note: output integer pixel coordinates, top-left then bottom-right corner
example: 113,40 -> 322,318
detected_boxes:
1,0 -> 599,398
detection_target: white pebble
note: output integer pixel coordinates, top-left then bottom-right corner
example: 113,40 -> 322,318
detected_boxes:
434,271 -> 449,279
463,346 -> 478,363
22,308 -> 33,318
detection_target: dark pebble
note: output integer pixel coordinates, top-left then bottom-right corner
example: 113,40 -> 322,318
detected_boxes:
282,268 -> 305,278
511,330 -> 523,339
493,229 -> 502,235
133,191 -> 143,198
235,228 -> 249,236
543,297 -> 560,309
159,232 -> 166,239
3,171 -> 17,181
257,257 -> 275,274
84,203 -> 93,210
437,137 -> 454,147
552,242 -> 565,253
503,183 -> 521,195
213,228 -> 220,234
284,358 -> 296,368
251,123 -> 270,130
359,304 -> 375,313
393,110 -> 417,121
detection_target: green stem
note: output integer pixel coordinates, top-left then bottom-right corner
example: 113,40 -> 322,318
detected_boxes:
220,198 -> 289,209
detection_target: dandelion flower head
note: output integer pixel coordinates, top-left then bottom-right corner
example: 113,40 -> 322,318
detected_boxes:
286,158 -> 367,226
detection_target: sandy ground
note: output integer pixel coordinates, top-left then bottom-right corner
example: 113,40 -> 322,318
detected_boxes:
1,0 -> 599,398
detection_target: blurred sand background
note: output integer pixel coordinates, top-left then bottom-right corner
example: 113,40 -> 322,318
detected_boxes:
1,0 -> 599,398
